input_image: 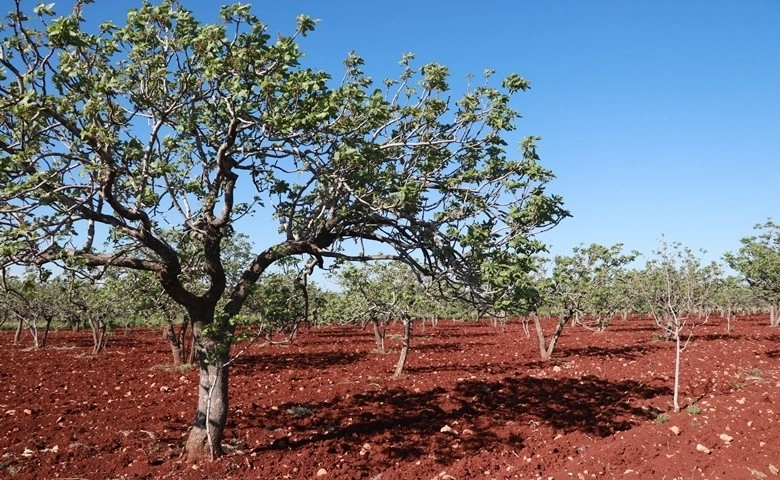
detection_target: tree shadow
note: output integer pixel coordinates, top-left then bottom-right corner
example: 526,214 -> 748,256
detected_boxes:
232,350 -> 368,375
692,332 -> 745,342
412,342 -> 472,353
406,362 -> 517,376
454,375 -> 669,437
558,342 -> 662,361
241,373 -> 670,467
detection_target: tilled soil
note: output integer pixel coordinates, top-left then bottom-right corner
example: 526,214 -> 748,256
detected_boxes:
1,315 -> 778,479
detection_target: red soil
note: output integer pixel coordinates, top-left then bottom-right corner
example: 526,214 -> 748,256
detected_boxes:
1,316 -> 778,479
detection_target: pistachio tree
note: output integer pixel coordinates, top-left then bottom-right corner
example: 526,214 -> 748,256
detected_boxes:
333,261 -> 426,377
637,241 -> 720,411
1,270 -> 64,347
534,243 -> 636,360
0,1 -> 567,460
724,220 -> 780,326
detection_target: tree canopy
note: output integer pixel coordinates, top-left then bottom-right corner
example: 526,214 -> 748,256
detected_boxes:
725,220 -> 780,326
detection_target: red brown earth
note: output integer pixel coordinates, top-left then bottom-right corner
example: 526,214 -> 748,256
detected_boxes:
1,315 -> 778,479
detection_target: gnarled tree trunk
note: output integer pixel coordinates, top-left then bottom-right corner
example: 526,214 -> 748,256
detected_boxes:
534,311 -> 572,361
184,310 -> 233,463
393,315 -> 413,378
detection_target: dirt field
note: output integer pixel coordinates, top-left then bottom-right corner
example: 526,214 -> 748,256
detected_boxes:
1,315 -> 778,479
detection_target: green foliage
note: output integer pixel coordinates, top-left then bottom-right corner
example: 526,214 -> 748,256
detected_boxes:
540,243 -> 638,329
330,262 -> 425,324
725,220 -> 780,321
687,403 -> 701,415
633,240 -> 721,335
0,1 -> 566,330
655,413 -> 670,424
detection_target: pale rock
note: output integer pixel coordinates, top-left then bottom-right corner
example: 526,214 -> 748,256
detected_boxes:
440,425 -> 457,434
737,397 -> 746,405
696,443 -> 711,454
669,426 -> 681,435
768,464 -> 778,475
316,468 -> 327,476
719,433 -> 733,443
552,365 -> 562,372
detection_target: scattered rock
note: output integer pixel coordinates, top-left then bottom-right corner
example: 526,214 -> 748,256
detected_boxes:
440,425 -> 457,434
719,433 -> 733,443
462,428 -> 474,435
359,443 -> 371,456
696,444 -> 711,454
769,464 -> 778,475
737,397 -> 746,405
23,408 -> 31,415
669,426 -> 681,435
316,468 -> 327,476
552,365 -> 562,373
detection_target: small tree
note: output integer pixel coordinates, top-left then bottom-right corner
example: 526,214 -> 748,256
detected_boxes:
534,243 -> 636,360
1,270 -> 63,348
724,220 -> 780,326
334,262 -> 425,377
244,270 -> 310,345
712,276 -> 759,332
638,241 -> 720,412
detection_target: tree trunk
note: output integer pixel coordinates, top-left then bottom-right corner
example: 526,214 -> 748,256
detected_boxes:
40,316 -> 53,348
187,328 -> 197,365
673,323 -> 683,412
90,318 -> 106,355
184,310 -> 233,463
393,315 -> 413,378
534,313 -> 570,361
164,320 -> 183,368
771,304 -> 780,327
28,321 -> 40,349
13,317 -> 23,345
372,318 -> 386,354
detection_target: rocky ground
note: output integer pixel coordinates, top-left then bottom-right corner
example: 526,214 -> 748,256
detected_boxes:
1,314 -> 778,479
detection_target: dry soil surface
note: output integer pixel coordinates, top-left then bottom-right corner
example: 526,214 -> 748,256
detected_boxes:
1,315 -> 779,479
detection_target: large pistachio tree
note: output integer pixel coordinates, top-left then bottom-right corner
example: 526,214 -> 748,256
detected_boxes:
0,0 -> 567,461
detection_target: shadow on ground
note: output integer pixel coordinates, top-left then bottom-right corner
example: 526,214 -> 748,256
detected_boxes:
559,342 -> 662,361
233,350 -> 369,374
242,373 -> 670,467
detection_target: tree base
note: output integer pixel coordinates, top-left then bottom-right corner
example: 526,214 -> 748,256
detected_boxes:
184,426 -> 222,463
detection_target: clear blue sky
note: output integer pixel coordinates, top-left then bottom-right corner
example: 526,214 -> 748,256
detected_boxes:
73,1 -> 780,265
